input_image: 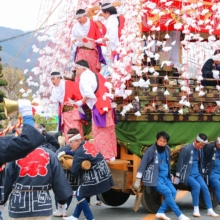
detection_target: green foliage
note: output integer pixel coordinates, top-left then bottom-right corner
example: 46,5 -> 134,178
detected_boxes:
0,79 -> 8,86
0,113 -> 6,121
34,114 -> 57,131
0,91 -> 6,102
0,104 -> 4,112
3,67 -> 25,99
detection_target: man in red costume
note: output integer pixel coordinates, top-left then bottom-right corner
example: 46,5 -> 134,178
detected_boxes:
74,60 -> 117,161
50,72 -> 86,144
71,9 -> 106,75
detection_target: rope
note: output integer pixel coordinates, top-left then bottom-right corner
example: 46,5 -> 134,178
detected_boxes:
0,117 -> 22,136
6,0 -> 64,68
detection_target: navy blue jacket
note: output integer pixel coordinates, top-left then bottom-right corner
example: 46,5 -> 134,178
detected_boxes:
176,143 -> 203,185
71,141 -> 114,197
4,147 -> 72,218
0,124 -> 45,163
201,59 -> 220,86
137,144 -> 171,187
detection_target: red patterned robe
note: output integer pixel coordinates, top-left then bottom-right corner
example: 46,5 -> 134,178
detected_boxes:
73,19 -> 106,76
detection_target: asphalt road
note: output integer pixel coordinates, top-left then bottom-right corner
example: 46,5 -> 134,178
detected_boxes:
2,190 -> 220,220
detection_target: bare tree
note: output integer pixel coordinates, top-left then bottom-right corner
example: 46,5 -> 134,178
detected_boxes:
3,67 -> 26,99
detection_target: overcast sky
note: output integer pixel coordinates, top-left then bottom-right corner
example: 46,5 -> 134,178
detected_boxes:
0,0 -> 77,31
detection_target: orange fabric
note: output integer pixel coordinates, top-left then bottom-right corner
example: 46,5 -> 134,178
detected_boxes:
87,19 -> 106,40
118,15 -> 125,39
62,80 -> 84,143
94,73 -> 112,115
64,80 -> 82,102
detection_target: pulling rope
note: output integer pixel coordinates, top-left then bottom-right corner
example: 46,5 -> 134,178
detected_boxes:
0,117 -> 22,136
6,0 -> 64,68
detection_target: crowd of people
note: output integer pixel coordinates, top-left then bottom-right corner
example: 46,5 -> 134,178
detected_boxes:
134,132 -> 220,220
2,101 -> 220,220
1,3 -> 220,220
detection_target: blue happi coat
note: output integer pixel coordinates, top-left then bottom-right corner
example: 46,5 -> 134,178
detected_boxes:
71,141 -> 114,197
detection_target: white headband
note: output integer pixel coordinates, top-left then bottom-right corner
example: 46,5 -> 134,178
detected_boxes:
217,137 -> 220,143
51,74 -> 61,78
75,12 -> 87,19
196,135 -> 208,143
101,3 -> 113,10
73,63 -> 87,69
68,133 -> 82,142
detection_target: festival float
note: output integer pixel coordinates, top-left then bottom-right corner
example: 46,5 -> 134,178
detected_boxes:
17,0 -> 220,213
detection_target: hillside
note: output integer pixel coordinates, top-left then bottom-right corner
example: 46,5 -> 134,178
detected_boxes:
0,26 -> 40,70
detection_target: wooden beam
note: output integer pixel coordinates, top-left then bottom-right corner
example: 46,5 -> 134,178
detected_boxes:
88,2 -> 122,17
173,0 -> 214,6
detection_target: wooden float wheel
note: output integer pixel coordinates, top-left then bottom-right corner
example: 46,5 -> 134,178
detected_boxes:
141,186 -> 162,213
98,189 -> 130,206
199,188 -> 218,209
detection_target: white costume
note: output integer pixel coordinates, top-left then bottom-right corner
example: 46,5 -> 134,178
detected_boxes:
71,18 -> 90,41
79,69 -> 97,109
104,14 -> 119,51
79,68 -> 117,161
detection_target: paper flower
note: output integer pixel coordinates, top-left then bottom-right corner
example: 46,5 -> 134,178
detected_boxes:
165,33 -> 170,39
195,86 -> 200,91
164,75 -> 169,80
24,69 -> 28,74
164,90 -> 170,96
104,82 -> 113,90
135,96 -> 139,102
134,111 -> 141,116
198,91 -> 205,96
179,100 -> 184,105
162,46 -> 172,52
153,71 -> 159,77
19,88 -> 25,93
178,109 -> 183,114
152,87 -> 157,92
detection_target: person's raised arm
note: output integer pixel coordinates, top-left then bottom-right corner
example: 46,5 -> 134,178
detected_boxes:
0,99 -> 45,163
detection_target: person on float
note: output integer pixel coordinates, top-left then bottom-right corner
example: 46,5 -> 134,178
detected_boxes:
175,133 -> 219,217
96,3 -> 125,61
50,71 -> 87,144
203,136 -> 220,205
201,49 -> 220,86
71,9 -> 106,75
134,131 -> 190,220
63,128 -> 114,220
73,59 -> 117,161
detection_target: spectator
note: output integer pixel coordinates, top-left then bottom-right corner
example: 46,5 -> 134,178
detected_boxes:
37,123 -> 60,150
201,49 -> 220,86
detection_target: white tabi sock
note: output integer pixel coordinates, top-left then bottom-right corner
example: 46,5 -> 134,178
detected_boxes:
156,213 -> 171,220
63,216 -> 78,220
193,206 -> 201,217
178,214 -> 190,220
207,208 -> 219,217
